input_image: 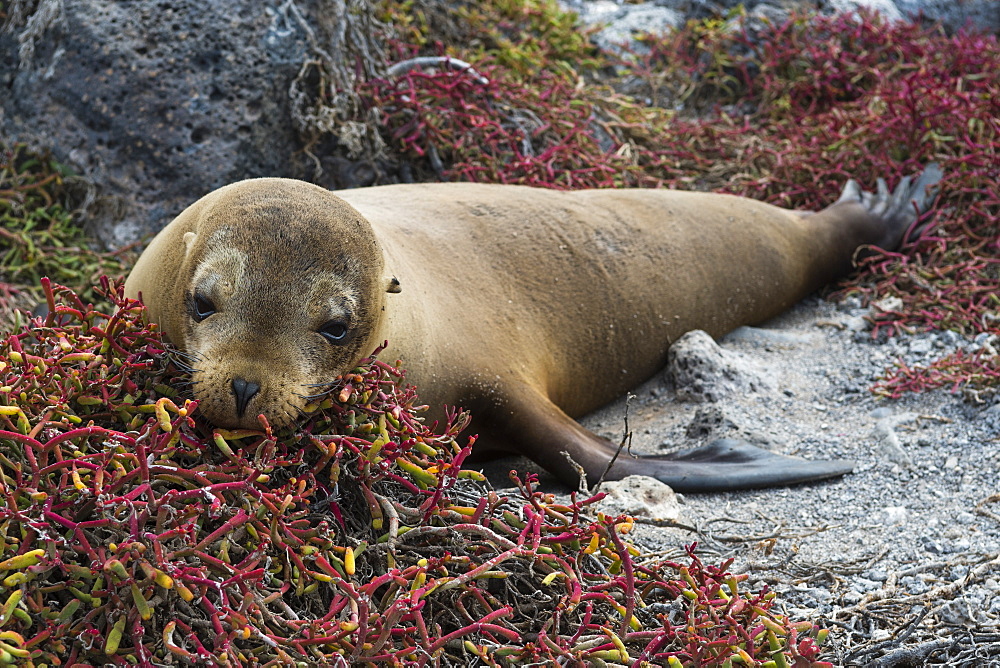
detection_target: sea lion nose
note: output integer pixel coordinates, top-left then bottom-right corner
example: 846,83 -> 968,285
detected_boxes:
231,378 -> 261,418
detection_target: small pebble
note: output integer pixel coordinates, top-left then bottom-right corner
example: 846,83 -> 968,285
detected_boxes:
922,537 -> 946,554
863,568 -> 888,582
951,538 -> 972,552
842,591 -> 863,604
939,330 -> 960,346
881,506 -> 908,523
939,599 -> 977,626
852,577 -> 881,592
900,576 -> 929,595
799,587 -> 832,603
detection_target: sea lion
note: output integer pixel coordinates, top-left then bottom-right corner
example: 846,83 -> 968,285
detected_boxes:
125,166 -> 941,492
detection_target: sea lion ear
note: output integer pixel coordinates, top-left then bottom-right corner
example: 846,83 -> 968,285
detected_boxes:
385,277 -> 402,294
183,232 -> 198,257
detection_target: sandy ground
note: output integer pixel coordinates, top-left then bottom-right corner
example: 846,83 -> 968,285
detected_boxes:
481,296 -> 1000,666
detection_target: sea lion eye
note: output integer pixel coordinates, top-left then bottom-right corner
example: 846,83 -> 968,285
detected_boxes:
191,294 -> 216,322
319,320 -> 350,344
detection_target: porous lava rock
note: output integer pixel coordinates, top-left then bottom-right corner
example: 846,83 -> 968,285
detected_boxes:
593,475 -> 683,520
1,1 -> 332,246
667,329 -> 775,403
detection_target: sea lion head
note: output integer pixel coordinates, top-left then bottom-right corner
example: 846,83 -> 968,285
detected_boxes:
131,178 -> 398,430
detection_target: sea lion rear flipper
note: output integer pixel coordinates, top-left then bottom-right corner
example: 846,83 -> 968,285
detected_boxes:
477,385 -> 854,493
835,163 -> 943,250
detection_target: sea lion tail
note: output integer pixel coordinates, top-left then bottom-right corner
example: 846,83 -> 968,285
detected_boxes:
836,163 -> 943,250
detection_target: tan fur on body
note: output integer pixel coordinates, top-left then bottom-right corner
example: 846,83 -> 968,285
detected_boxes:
126,177 -> 930,489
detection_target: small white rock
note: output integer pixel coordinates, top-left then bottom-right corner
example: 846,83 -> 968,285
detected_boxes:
881,506 -> 908,523
593,475 -> 682,521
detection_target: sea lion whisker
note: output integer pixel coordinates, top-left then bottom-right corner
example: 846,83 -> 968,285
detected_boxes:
287,405 -> 312,425
166,347 -> 202,364
296,390 -> 335,400
166,349 -> 201,374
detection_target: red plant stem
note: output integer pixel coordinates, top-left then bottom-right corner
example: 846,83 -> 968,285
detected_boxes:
362,603 -> 408,657
605,525 -> 638,637
42,510 -> 100,561
192,509 -> 251,551
189,549 -> 237,575
0,429 -> 43,461
34,457 -> 102,476
221,568 -> 266,588
41,426 -> 119,451
198,594 -> 227,639
160,480 -> 252,504
427,614 -> 521,652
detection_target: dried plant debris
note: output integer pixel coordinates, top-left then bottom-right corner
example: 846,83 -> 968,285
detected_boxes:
738,547 -> 1000,666
0,279 -> 832,665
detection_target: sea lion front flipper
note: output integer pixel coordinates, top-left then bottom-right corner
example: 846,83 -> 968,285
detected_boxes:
475,385 -> 854,493
646,439 -> 855,493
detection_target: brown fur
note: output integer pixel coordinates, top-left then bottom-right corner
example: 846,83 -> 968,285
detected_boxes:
126,178 -> 926,489
126,180 -> 391,429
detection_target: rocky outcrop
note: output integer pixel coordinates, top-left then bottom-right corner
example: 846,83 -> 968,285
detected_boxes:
0,0 -> 383,246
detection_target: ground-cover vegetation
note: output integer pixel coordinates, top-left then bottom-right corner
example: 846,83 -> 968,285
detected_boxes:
0,144 -> 127,327
2,2 -> 998,664
0,281 -> 831,665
